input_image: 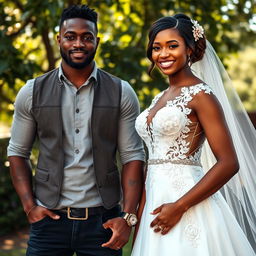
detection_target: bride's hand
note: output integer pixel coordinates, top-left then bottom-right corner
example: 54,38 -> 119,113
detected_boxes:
150,202 -> 186,235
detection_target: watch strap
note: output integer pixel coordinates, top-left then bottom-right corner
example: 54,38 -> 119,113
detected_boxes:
120,211 -> 129,219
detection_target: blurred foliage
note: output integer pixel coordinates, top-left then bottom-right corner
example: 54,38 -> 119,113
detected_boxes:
0,138 -> 27,236
0,136 -> 38,236
0,0 -> 256,239
0,0 -> 256,125
225,45 -> 256,111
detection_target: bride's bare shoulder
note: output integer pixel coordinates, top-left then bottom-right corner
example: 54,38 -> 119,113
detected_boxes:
189,83 -> 223,115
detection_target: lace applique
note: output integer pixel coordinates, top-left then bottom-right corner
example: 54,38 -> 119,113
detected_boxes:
168,166 -> 201,247
135,83 -> 213,163
184,210 -> 201,248
164,84 -> 212,162
169,166 -> 187,196
145,90 -> 166,154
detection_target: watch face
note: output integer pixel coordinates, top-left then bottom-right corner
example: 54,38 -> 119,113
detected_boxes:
129,214 -> 138,226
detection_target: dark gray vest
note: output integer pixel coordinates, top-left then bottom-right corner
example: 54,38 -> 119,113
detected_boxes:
31,68 -> 122,209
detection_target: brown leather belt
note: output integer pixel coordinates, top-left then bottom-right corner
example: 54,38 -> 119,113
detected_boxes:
57,206 -> 106,220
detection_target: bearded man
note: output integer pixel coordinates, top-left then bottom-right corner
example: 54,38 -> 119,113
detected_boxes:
7,5 -> 145,256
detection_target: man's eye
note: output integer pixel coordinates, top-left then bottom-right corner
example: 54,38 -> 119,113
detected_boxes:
65,36 -> 75,41
83,35 -> 94,42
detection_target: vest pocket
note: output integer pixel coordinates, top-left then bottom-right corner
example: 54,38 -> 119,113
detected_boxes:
35,168 -> 49,182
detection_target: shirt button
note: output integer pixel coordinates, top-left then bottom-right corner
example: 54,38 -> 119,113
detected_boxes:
75,129 -> 80,134
76,108 -> 79,113
75,149 -> 79,154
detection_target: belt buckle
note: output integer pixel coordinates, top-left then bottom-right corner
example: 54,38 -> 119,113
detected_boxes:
67,207 -> 88,220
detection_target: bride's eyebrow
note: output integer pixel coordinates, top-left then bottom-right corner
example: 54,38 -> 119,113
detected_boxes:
153,40 -> 179,45
167,40 -> 178,43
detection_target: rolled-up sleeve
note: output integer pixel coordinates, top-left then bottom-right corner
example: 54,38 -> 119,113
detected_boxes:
118,81 -> 145,164
7,79 -> 36,159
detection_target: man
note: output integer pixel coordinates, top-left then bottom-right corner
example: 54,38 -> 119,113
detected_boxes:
7,5 -> 145,256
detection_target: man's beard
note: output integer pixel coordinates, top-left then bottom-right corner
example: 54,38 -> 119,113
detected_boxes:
60,48 -> 96,69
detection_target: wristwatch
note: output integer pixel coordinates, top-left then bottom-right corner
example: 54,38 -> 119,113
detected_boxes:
120,211 -> 138,227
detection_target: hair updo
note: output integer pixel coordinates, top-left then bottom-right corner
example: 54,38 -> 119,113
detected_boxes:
146,13 -> 206,75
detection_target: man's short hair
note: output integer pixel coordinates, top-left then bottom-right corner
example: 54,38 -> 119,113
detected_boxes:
59,5 -> 98,32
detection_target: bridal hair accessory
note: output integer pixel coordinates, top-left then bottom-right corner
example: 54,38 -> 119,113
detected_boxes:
191,19 -> 204,41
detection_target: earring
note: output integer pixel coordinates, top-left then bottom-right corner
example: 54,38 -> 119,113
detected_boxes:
187,55 -> 192,66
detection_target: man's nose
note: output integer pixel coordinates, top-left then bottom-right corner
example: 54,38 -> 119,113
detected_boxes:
73,38 -> 85,47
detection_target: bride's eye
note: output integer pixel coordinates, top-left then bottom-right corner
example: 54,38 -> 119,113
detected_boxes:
169,44 -> 179,49
152,46 -> 161,51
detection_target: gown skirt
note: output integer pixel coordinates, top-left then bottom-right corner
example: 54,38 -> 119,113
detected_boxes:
131,162 -> 255,256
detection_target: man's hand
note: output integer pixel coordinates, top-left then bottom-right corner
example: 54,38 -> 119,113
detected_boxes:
27,205 -> 60,224
101,217 -> 132,250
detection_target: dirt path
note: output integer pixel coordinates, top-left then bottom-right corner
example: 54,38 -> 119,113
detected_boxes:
0,226 -> 29,251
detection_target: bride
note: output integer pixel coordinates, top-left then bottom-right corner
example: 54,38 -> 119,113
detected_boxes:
131,14 -> 256,255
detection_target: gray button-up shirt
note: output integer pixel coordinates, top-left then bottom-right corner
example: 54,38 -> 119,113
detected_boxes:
8,63 -> 145,208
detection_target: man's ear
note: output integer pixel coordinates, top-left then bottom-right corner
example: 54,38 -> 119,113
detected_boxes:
96,37 -> 100,49
57,34 -> 61,45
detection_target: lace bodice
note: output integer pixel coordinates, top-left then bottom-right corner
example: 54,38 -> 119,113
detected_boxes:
135,83 -> 213,164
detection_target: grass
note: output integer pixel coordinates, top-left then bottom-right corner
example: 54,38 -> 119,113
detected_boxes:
123,232 -> 133,256
0,246 -> 131,256
0,249 -> 26,256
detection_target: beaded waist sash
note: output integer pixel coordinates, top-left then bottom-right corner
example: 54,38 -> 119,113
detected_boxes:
147,158 -> 201,167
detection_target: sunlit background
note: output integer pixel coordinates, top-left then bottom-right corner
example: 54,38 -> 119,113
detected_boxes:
0,0 -> 255,255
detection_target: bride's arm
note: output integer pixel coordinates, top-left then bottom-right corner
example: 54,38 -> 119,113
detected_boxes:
178,91 -> 239,205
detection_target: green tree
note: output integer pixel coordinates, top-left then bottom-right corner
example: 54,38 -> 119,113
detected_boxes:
226,45 -> 256,111
0,0 -> 256,242
0,0 -> 256,123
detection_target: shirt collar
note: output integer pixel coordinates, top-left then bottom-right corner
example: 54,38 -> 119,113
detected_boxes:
58,61 -> 98,86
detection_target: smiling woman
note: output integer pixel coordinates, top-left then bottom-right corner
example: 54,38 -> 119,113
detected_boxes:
131,13 -> 256,256
151,30 -> 189,76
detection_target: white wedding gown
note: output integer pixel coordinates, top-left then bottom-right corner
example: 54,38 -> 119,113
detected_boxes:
132,83 -> 255,256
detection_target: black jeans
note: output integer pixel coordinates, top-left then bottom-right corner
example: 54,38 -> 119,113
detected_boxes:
26,205 -> 122,256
